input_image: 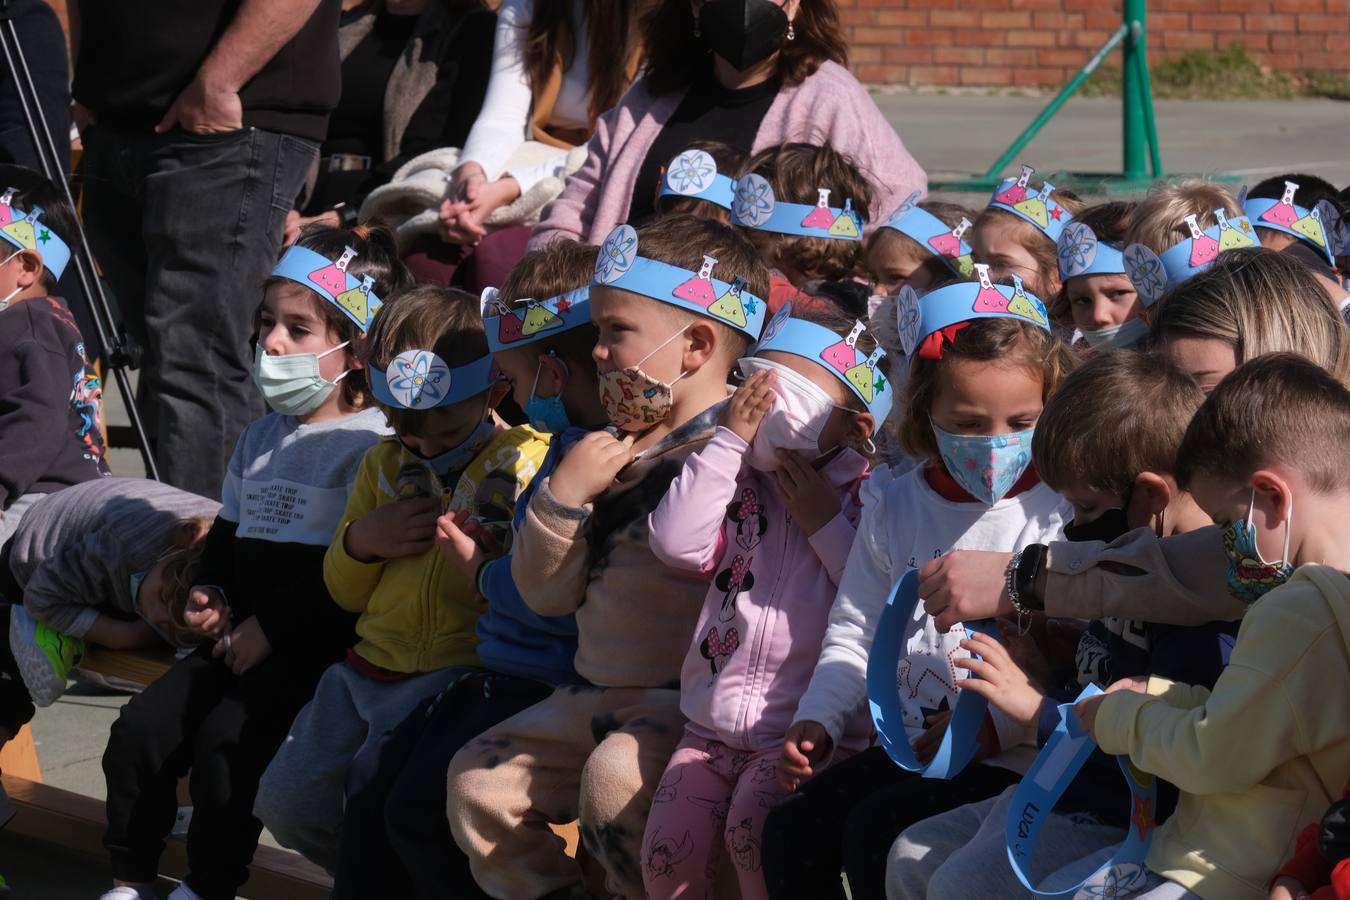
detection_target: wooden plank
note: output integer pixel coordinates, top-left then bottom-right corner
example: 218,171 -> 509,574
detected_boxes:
0,724 -> 41,782
76,646 -> 175,688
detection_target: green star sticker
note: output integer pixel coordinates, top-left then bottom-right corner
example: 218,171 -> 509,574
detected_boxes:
874,372 -> 887,393
37,229 -> 50,244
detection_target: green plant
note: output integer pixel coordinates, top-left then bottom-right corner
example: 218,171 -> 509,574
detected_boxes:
1080,44 -> 1347,100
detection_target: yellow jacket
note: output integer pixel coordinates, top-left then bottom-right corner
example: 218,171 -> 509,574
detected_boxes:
1096,564 -> 1350,900
323,426 -> 551,674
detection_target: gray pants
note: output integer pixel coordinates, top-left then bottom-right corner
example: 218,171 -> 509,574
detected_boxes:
254,660 -> 466,873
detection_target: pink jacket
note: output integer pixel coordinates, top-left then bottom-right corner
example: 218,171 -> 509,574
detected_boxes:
530,61 -> 928,248
648,426 -> 871,753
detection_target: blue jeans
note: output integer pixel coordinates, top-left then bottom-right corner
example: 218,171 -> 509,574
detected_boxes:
80,125 -> 316,498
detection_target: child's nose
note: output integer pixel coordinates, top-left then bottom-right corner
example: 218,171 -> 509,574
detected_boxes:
1091,302 -> 1116,328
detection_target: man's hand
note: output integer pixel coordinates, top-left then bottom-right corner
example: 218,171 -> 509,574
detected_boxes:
182,586 -> 230,638
284,209 -> 340,246
344,498 -> 441,563
722,368 -> 775,444
213,615 -> 271,675
953,632 -> 1046,728
778,720 -> 833,791
919,551 -> 1015,632
777,450 -> 840,536
547,432 -> 635,508
436,510 -> 504,581
155,71 -> 243,135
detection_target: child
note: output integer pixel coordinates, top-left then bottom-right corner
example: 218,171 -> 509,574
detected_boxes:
762,269 -> 1074,900
869,193 -> 978,295
3,477 -> 218,710
971,163 -> 1084,311
885,351 -> 1233,900
329,239 -> 601,899
1269,783 -> 1350,900
254,285 -> 552,872
1056,201 -> 1146,350
445,214 -> 771,900
655,141 -> 747,223
98,224 -> 407,900
1074,352 -> 1350,899
1242,173 -> 1346,263
0,164 -> 109,547
1125,177 -> 1245,255
641,301 -> 887,900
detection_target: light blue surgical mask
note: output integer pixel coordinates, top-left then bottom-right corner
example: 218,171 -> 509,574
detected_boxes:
129,571 -> 148,611
524,356 -> 571,434
932,423 -> 1035,506
252,342 -> 350,417
1081,317 -> 1149,351
402,398 -> 495,480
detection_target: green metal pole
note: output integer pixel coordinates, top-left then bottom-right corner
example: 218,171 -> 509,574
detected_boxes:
1122,0 -> 1148,179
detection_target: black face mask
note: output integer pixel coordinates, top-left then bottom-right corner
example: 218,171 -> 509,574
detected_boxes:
1062,507 -> 1130,544
698,0 -> 789,72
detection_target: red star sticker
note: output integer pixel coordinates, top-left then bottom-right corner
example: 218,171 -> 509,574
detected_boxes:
555,296 -> 573,313
1131,792 -> 1154,840
1050,207 -> 1064,221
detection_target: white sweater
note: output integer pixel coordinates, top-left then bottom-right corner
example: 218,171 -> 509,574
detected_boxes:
792,464 -> 1071,773
458,0 -> 589,193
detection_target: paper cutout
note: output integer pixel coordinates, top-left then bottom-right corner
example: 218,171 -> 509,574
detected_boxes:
896,285 -> 922,356
310,245 -> 357,297
821,320 -> 864,373
1215,209 -> 1256,252
497,313 -> 525,345
595,225 -> 639,284
334,274 -> 375,325
733,174 -> 775,228
1007,275 -> 1047,325
1259,181 -> 1300,228
386,349 -> 451,410
890,190 -> 922,222
1124,243 -> 1166,307
0,188 -> 16,229
995,164 -> 1035,205
708,276 -> 749,327
674,255 -> 719,308
929,217 -> 971,258
665,149 -> 718,196
845,345 -> 884,403
521,301 -> 563,335
801,188 -> 837,229
828,199 -> 862,238
1013,181 -> 1054,230
1184,215 -> 1220,267
972,263 -> 1010,313
1291,207 -> 1327,248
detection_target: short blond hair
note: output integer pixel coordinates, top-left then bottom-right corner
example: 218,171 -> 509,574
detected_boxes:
1125,178 -> 1243,254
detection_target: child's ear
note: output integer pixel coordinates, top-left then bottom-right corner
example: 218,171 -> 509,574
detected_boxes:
487,380 -> 511,409
14,249 -> 41,288
1130,471 -> 1173,530
846,411 -> 876,448
345,338 -> 365,372
537,352 -> 568,395
682,320 -> 718,372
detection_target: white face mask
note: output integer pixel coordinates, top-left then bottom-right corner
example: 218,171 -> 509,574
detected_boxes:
738,357 -> 841,472
1081,317 -> 1149,351
0,248 -> 26,311
252,342 -> 350,417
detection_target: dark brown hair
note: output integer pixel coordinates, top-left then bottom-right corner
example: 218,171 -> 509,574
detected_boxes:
1051,200 -> 1137,319
496,240 -> 600,370
867,200 -> 978,288
521,0 -> 645,126
654,140 -> 750,223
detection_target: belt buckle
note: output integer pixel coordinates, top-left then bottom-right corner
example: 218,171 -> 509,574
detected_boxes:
327,154 -> 372,173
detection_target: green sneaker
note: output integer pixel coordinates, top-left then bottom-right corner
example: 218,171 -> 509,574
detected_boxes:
8,605 -> 83,707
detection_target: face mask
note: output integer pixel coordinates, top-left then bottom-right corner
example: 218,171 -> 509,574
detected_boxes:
697,0 -> 789,72
738,357 -> 838,472
1223,485 -> 1294,604
402,400 -> 495,480
598,326 -> 689,432
1063,507 -> 1130,543
1081,317 -> 1149,351
932,423 -> 1034,506
524,356 -> 572,434
252,342 -> 350,417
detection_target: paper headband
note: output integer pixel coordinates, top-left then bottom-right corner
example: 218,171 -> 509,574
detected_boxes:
1241,181 -> 1346,265
592,224 -> 767,339
881,191 -> 975,277
272,244 -> 383,333
0,187 -> 70,280
480,286 -> 590,353
895,263 -> 1050,357
1123,210 -> 1256,307
731,174 -> 863,241
1057,221 -> 1126,281
754,302 -> 892,420
368,349 -> 495,410
987,164 -> 1072,244
659,149 -> 735,211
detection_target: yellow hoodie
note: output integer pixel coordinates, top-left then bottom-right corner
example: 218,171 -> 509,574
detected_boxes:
323,426 -> 551,674
1095,564 -> 1350,900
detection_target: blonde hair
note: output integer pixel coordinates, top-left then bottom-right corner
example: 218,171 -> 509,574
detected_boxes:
1125,178 -> 1243,254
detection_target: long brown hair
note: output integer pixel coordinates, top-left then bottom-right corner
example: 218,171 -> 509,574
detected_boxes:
641,0 -> 848,97
521,0 -> 643,124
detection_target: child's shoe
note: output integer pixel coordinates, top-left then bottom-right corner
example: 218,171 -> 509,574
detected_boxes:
8,605 -> 83,707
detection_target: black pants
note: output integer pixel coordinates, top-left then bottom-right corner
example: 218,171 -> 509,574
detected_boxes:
0,604 -> 33,739
332,669 -> 554,900
762,746 -> 1020,900
102,643 -> 328,900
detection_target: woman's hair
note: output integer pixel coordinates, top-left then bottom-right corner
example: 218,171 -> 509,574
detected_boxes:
655,139 -> 749,223
640,0 -> 848,96
1150,246 -> 1350,386
522,0 -> 647,125
257,222 -> 413,409
741,142 -> 875,282
1124,178 -> 1243,254
898,316 -> 1076,461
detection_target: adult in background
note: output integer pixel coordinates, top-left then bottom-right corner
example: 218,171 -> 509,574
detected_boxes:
531,0 -> 926,248
72,0 -> 341,499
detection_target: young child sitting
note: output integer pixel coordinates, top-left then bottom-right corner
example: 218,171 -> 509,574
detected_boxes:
885,351 -> 1232,900
0,164 -> 109,547
330,239 -> 603,899
1075,352 -> 1350,900
445,214 -> 771,900
98,224 -> 407,900
655,141 -> 747,224
254,285 -> 552,872
763,269 -> 1075,900
641,301 -> 886,900
1056,201 -> 1146,350
869,193 -> 977,296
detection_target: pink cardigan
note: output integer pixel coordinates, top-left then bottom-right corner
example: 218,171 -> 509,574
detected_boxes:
530,61 -> 927,248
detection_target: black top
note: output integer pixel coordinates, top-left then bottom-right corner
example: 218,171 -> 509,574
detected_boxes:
626,68 -> 781,225
326,10 -> 419,159
72,0 -> 342,142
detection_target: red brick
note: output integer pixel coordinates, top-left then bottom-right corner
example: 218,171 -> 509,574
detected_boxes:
960,66 -> 1014,85
905,28 -> 958,45
1162,31 -> 1216,48
854,64 -> 903,83
1031,11 -> 1065,28
1190,12 -> 1243,28
1272,0 -> 1324,11
878,10 -> 931,26
1243,13 -> 1298,30
1149,12 -> 1192,30
1006,29 -> 1057,46
1039,47 -> 1091,65
884,45 -> 936,63
1217,0 -> 1276,9
935,46 -> 987,63
908,65 -> 962,84
1297,13 -> 1346,30
980,10 -> 1033,27
930,9 -> 982,26
1157,0 -> 1218,9
1216,31 -> 1272,50
851,45 -> 884,63
852,26 -> 906,44
1069,29 -> 1116,48
1062,0 -> 1098,11
955,28 -> 1009,44
1013,66 -> 1071,85
985,47 -> 1040,64
1271,31 -> 1328,49
1083,11 -> 1121,28
840,8 -> 880,25
1328,32 -> 1350,51
1011,0 -> 1064,9
956,0 -> 1017,9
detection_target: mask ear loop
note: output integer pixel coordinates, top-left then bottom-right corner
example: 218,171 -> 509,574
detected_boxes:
1246,485 -> 1295,564
530,351 -> 571,401
317,340 -> 353,384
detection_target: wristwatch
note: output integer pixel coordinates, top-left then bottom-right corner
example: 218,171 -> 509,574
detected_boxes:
1014,543 -> 1048,612
333,201 -> 359,229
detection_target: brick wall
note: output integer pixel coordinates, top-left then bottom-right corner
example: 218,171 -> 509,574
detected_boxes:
839,0 -> 1350,87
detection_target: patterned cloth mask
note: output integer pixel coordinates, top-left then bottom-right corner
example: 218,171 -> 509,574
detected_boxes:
597,326 -> 688,431
932,423 -> 1034,506
1223,485 -> 1294,604
738,357 -> 839,472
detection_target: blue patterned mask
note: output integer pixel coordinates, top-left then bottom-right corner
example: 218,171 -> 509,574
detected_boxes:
524,358 -> 571,434
932,423 -> 1034,505
1223,486 -> 1294,604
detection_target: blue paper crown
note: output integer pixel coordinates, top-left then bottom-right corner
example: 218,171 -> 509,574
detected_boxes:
1057,222 -> 1126,281
272,244 -> 383,333
480,286 -> 591,353
894,263 -> 1051,357
1241,181 -> 1346,264
754,302 -> 892,420
731,174 -> 864,241
592,224 -> 767,339
368,348 -> 495,410
987,164 -> 1072,244
659,149 -> 735,211
881,191 -> 975,276
1123,210 -> 1257,307
0,187 -> 71,280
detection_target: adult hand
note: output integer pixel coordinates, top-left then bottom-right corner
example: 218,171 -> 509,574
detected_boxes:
284,209 -> 340,246
954,632 -> 1045,728
1268,876 -> 1309,900
1073,691 -> 1107,736
344,497 -> 442,563
722,368 -> 775,444
439,165 -> 521,246
919,550 -> 1015,633
155,70 -> 244,135
777,450 -> 841,536
436,509 -> 504,581
213,615 -> 271,675
547,432 -> 635,508
182,586 -> 230,639
778,720 -> 833,791
72,101 -> 97,136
